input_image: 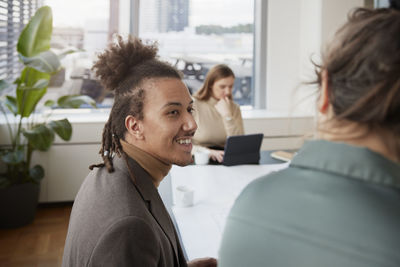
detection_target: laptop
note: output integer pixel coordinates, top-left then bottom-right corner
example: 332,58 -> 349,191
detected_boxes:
222,133 -> 264,166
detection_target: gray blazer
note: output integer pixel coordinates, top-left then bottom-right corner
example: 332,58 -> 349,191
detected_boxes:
62,156 -> 187,267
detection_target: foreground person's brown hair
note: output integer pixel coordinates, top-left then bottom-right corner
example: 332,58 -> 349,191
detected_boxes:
313,7 -> 400,160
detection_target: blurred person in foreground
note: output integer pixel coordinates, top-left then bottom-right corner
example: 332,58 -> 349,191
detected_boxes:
219,4 -> 400,267
192,64 -> 244,163
62,36 -> 216,267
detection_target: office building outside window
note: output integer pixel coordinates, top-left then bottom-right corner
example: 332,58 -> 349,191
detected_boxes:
139,0 -> 255,106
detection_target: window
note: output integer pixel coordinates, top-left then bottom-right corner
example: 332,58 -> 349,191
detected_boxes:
374,0 -> 390,7
42,0 -> 111,107
139,0 -> 255,106
9,0 -> 262,109
0,0 -> 42,84
0,0 -> 111,107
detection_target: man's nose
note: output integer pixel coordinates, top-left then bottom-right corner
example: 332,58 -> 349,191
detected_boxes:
183,113 -> 197,132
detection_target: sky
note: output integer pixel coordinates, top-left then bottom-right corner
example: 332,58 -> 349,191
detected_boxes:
190,0 -> 253,26
43,0 -> 109,28
43,0 -> 254,28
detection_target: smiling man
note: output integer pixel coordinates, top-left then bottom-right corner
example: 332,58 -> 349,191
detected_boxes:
62,36 -> 217,267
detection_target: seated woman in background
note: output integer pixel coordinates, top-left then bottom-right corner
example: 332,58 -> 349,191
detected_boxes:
218,5 -> 400,267
192,64 -> 244,162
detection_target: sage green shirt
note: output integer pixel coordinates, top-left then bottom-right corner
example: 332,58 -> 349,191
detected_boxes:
219,140 -> 400,267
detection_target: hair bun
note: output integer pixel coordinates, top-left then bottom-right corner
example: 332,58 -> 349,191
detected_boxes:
92,36 -> 158,91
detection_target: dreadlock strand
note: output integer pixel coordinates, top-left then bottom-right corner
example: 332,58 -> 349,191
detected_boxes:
104,120 -> 113,155
112,133 -> 123,157
88,118 -> 116,172
103,154 -> 114,172
89,163 -> 105,170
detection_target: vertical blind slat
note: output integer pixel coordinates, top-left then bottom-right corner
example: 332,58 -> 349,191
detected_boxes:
0,0 -> 40,84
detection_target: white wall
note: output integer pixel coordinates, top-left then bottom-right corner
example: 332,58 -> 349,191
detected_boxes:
297,0 -> 322,115
321,0 -> 365,46
265,0 -> 364,113
266,0 -> 302,112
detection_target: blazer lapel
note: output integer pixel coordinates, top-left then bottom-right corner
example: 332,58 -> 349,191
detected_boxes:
119,156 -> 180,264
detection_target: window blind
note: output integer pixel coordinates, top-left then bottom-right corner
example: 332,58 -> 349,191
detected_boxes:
0,0 -> 41,83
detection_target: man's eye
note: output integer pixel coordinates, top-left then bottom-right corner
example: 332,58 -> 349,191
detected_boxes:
188,107 -> 195,114
169,110 -> 179,116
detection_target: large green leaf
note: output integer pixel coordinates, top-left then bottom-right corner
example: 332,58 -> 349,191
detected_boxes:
29,165 -> 45,183
17,6 -> 53,57
32,79 -> 50,89
0,79 -> 9,94
57,95 -> 97,108
19,67 -> 51,87
5,96 -> 18,115
23,124 -> 55,151
44,99 -> 55,107
48,119 -> 72,141
0,148 -> 24,165
17,67 -> 50,117
0,175 -> 11,188
19,51 -> 61,73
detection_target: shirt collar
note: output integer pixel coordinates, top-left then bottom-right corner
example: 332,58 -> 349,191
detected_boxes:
290,140 -> 400,189
120,140 -> 172,187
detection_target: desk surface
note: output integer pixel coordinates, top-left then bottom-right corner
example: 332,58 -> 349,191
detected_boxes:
167,161 -> 288,260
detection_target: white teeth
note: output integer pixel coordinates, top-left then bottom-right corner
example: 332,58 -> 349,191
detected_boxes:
177,139 -> 191,144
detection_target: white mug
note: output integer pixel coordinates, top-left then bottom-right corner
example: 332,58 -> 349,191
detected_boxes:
175,185 -> 194,207
194,151 -> 209,165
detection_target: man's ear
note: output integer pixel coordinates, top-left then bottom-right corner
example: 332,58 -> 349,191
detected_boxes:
318,70 -> 330,114
125,115 -> 144,140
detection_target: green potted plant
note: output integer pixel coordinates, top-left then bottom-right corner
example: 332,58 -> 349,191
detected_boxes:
0,6 -> 96,228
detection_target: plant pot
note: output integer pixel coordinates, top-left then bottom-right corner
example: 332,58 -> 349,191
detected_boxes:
0,183 -> 40,228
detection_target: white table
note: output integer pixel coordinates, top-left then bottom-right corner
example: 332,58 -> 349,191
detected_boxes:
169,163 -> 288,260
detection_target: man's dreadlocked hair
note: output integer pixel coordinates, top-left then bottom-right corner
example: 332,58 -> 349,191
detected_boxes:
89,36 -> 182,172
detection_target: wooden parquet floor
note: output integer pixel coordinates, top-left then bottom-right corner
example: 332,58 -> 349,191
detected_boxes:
0,203 -> 72,267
